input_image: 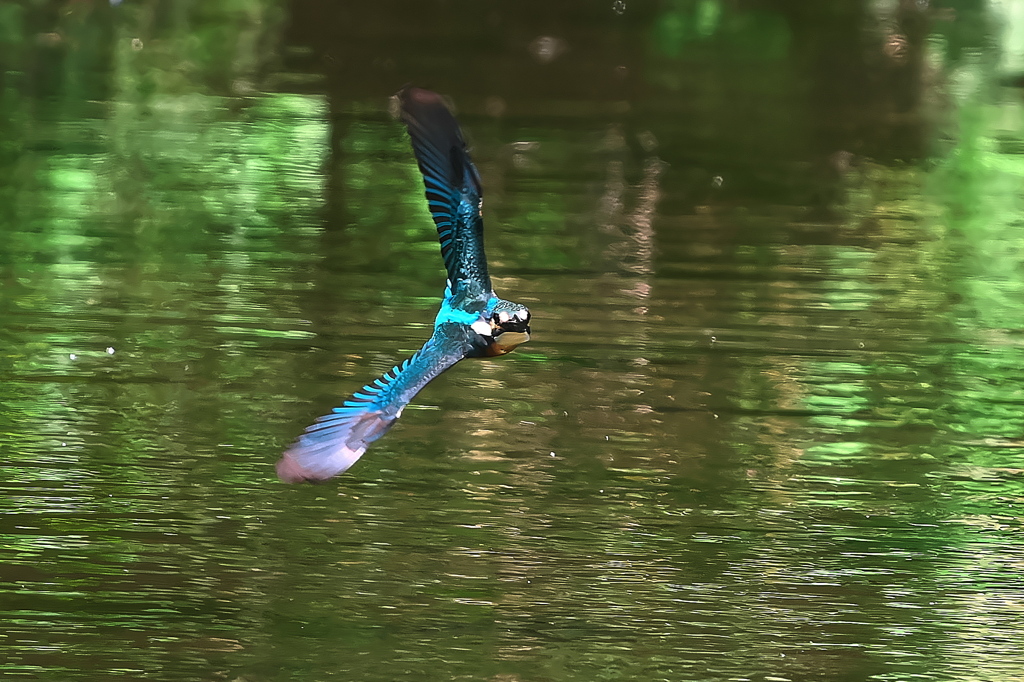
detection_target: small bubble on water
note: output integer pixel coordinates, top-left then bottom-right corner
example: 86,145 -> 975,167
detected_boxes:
69,353 -> 77,361
528,35 -> 566,64
131,38 -> 143,51
550,451 -> 556,457
712,175 -> 724,188
484,95 -> 506,118
637,130 -> 658,152
859,342 -> 865,348
106,347 -> 115,355
612,0 -> 626,15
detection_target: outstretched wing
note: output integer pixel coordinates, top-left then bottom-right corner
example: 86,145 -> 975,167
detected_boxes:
399,87 -> 491,295
277,323 -> 479,483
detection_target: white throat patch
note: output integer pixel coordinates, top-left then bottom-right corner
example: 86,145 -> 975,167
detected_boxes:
470,318 -> 492,336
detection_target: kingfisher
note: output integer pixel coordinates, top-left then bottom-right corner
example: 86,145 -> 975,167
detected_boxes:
277,87 -> 532,483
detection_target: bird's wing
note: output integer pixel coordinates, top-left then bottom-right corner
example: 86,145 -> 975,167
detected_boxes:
277,323 -> 479,482
399,87 -> 491,295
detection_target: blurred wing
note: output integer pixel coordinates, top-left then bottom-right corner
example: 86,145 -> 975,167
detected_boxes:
277,324 -> 476,483
399,87 -> 491,294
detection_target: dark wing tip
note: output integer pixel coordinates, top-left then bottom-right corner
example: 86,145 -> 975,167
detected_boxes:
396,86 -> 482,209
399,89 -> 466,148
396,87 -> 464,147
398,86 -> 449,113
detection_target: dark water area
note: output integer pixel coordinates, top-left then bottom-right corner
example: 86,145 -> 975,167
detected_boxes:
3,1 -> 1024,680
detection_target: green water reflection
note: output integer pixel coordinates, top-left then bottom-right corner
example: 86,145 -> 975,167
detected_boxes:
3,1 -> 1024,681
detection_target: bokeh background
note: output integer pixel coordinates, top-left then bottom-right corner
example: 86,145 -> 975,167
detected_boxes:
3,0 -> 1024,680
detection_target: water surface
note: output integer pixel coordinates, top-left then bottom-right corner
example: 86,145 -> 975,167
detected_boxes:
3,2 -> 1024,681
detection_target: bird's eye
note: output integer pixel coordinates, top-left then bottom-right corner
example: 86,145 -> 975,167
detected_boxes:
492,308 -> 530,334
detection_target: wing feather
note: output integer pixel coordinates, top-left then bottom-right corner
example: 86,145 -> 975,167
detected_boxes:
277,323 -> 478,482
398,87 -> 491,294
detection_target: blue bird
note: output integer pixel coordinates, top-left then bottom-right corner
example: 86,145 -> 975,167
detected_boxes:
277,87 -> 532,483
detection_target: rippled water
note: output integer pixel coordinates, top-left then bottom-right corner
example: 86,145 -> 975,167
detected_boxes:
4,2 -> 1024,681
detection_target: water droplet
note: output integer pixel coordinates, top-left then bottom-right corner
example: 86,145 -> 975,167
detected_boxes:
528,35 -> 566,64
484,96 -> 506,118
612,0 -> 626,15
637,130 -> 658,152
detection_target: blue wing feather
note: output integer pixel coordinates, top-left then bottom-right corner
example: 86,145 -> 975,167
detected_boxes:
399,87 -> 491,294
277,323 -> 480,482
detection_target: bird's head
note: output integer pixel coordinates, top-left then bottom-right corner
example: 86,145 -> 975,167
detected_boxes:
485,303 -> 531,356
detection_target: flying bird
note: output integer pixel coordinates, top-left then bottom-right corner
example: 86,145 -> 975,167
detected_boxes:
277,87 -> 532,483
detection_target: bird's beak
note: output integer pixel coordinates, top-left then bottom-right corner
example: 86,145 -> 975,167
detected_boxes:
489,330 -> 530,355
